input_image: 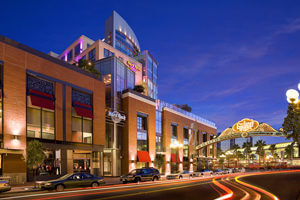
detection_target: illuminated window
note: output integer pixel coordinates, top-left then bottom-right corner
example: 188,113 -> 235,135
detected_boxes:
71,89 -> 93,144
137,114 -> 148,151
26,75 -> 55,140
88,48 -> 96,62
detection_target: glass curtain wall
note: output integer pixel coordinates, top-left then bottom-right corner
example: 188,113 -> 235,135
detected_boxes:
155,110 -> 163,152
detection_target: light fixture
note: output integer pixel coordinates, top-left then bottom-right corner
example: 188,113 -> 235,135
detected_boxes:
286,89 -> 299,103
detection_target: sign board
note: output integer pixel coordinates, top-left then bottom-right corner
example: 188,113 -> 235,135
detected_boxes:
127,61 -> 140,72
108,111 -> 126,123
232,118 -> 259,133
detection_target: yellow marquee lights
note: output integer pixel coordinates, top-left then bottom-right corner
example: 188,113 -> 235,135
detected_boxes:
232,118 -> 259,133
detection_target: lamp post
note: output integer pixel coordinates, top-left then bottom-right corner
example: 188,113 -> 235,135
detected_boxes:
170,141 -> 183,172
285,84 -> 300,158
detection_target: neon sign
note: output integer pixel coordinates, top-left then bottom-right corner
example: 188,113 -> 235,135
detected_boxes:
232,118 -> 259,133
127,61 -> 140,72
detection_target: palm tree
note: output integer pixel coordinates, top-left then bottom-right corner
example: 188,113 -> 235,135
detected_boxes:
269,144 -> 276,162
250,154 -> 256,163
231,144 -> 240,167
255,140 -> 266,166
242,142 -> 252,166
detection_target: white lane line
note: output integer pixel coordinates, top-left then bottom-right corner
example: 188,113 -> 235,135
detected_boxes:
1,176 -> 214,199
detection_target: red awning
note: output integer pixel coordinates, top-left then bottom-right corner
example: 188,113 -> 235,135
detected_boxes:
171,154 -> 180,163
137,151 -> 151,162
30,95 -> 55,110
74,106 -> 93,119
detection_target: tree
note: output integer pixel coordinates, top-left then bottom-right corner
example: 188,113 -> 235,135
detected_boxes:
242,141 -> 252,165
269,144 -> 276,161
282,104 -> 300,157
250,154 -> 256,163
74,59 -> 100,78
133,85 -> 145,93
255,140 -> 266,166
27,140 -> 46,186
174,104 -> 192,112
231,144 -> 240,167
285,144 -> 294,161
154,154 -> 164,172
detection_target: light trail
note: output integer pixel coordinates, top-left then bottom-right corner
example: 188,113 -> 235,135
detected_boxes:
212,175 -> 234,200
2,176 -> 215,200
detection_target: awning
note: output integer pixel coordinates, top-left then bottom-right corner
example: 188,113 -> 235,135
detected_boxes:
137,151 -> 151,162
29,89 -> 55,110
73,101 -> 93,118
171,154 -> 180,163
0,149 -> 24,154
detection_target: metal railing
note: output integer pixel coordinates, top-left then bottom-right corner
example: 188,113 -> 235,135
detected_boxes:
156,100 -> 216,128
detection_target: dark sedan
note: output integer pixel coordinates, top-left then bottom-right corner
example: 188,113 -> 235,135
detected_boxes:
38,172 -> 105,191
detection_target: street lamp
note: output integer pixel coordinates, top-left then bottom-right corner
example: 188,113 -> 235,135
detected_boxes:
170,141 -> 183,172
286,88 -> 300,110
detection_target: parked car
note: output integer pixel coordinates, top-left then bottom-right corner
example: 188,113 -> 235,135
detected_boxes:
214,169 -> 225,175
192,169 -> 213,177
166,171 -> 192,180
37,172 -> 105,192
0,180 -> 11,193
223,168 -> 233,174
120,167 -> 160,184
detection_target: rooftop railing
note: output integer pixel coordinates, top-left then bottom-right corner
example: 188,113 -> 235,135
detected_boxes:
156,99 -> 216,128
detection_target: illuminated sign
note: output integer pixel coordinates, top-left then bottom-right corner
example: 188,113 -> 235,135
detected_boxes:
232,118 -> 259,133
108,111 -> 126,123
127,61 -> 140,72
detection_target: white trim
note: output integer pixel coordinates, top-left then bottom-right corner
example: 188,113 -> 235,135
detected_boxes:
163,107 -> 216,129
122,93 -> 156,106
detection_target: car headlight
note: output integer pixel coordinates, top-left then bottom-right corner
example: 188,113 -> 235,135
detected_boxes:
45,183 -> 52,186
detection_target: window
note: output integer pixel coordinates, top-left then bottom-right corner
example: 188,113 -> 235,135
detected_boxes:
26,75 -> 55,140
171,124 -> 177,143
61,56 -> 65,61
72,90 -> 93,144
116,62 -> 125,92
88,48 -> 96,62
203,133 -> 207,142
137,116 -> 147,130
126,69 -> 135,89
104,48 -> 114,58
137,114 -> 148,151
183,128 -> 189,145
67,50 -> 73,61
0,62 -> 3,143
74,44 -> 81,57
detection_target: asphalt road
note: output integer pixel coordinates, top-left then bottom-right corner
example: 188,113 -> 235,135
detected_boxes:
0,170 -> 299,200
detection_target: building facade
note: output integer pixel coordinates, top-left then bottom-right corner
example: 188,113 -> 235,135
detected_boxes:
0,11 -> 217,183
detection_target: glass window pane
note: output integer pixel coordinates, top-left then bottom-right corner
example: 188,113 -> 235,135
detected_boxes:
72,117 -> 82,142
42,110 -> 55,140
27,107 -> 41,138
83,132 -> 92,144
83,119 -> 92,133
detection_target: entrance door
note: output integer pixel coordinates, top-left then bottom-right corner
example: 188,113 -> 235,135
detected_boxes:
103,152 -> 112,176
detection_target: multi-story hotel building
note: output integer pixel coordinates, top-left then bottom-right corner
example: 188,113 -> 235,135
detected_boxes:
0,11 -> 216,184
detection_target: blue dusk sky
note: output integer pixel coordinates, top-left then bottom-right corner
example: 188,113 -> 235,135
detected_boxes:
1,1 -> 299,144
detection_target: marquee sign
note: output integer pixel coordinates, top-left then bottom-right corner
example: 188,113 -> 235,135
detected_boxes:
108,111 -> 126,123
127,61 -> 140,72
232,118 -> 259,133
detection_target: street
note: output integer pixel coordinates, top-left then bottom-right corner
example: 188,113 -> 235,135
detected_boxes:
0,170 -> 299,200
